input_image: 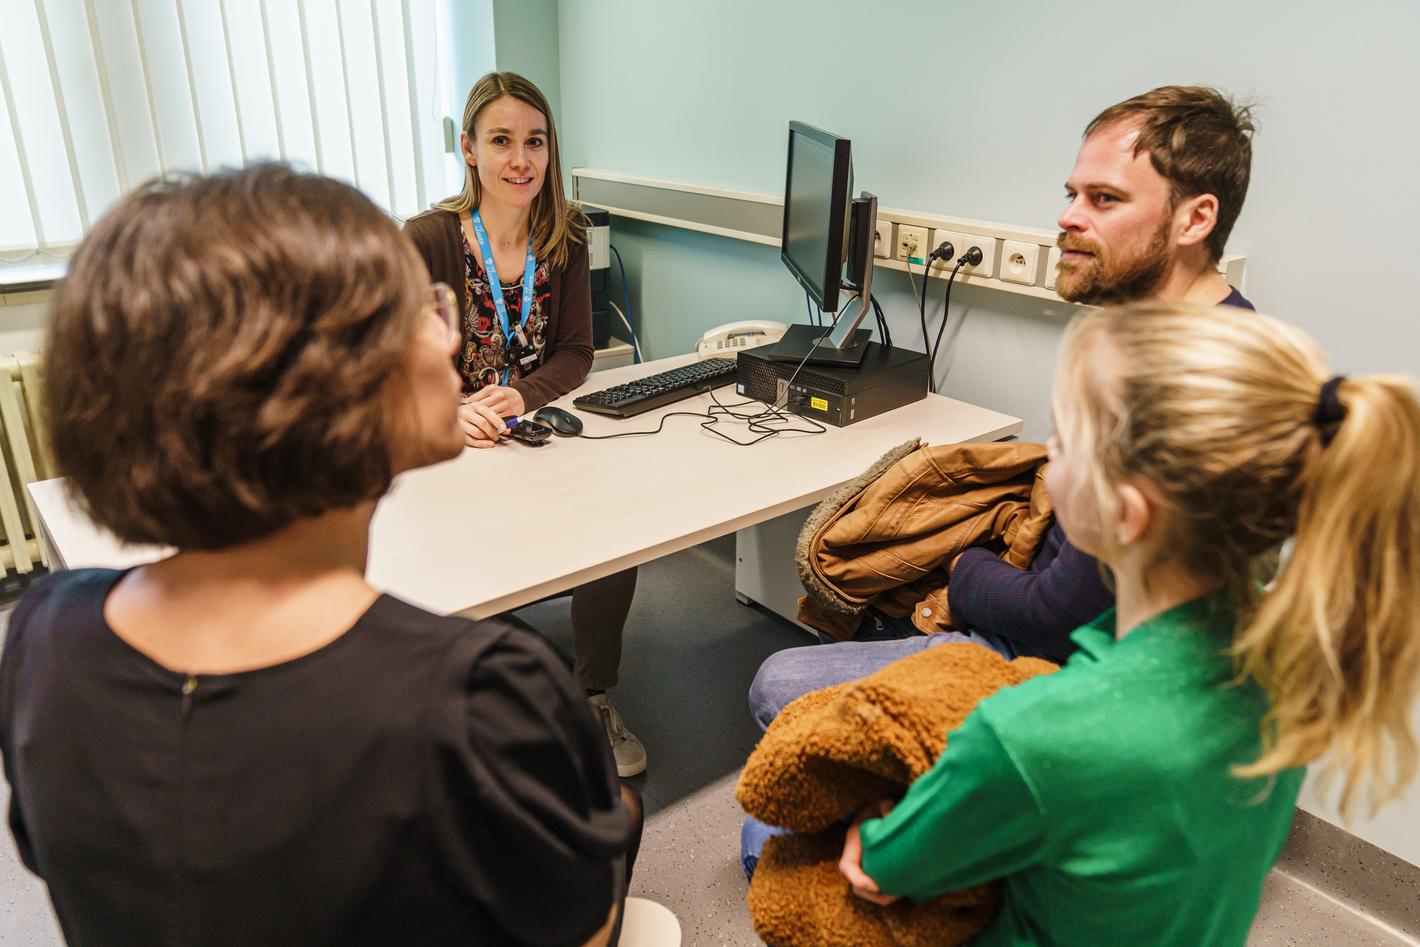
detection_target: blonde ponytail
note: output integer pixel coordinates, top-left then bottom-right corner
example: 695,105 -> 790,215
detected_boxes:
1231,376 -> 1420,816
1055,302 -> 1420,819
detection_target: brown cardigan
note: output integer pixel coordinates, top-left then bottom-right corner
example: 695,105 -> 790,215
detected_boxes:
402,209 -> 595,412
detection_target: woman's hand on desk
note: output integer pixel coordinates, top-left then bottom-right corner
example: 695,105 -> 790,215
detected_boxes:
464,384 -> 526,419
458,399 -> 509,449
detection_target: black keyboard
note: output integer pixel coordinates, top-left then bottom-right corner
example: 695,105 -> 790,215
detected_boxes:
573,358 -> 738,418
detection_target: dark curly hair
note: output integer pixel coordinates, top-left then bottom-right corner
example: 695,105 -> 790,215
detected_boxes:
45,163 -> 426,550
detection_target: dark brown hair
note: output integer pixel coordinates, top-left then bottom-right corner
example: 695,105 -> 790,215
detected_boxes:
434,71 -> 583,270
1086,85 -> 1256,261
45,163 -> 426,550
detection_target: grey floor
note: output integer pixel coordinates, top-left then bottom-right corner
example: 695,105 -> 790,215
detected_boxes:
0,538 -> 1414,945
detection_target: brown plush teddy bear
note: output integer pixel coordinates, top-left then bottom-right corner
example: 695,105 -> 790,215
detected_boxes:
737,642 -> 1058,946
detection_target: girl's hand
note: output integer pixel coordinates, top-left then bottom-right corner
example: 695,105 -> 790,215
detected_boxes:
457,399 -> 508,449
464,384 -> 526,419
838,800 -> 900,906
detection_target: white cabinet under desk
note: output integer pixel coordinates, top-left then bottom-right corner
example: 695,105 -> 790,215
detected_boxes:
592,337 -> 636,372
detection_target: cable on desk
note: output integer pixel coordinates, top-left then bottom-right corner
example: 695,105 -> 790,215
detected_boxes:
579,310 -> 842,447
609,300 -> 644,363
609,244 -> 642,363
904,254 -> 923,312
575,388 -> 827,447
870,293 -> 891,348
704,385 -> 828,445
930,259 -> 968,384
907,256 -> 932,390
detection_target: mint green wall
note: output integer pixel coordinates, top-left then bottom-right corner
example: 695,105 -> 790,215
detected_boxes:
492,0 -> 562,128
556,0 -> 1420,426
444,0 -> 497,104
552,0 -> 1420,865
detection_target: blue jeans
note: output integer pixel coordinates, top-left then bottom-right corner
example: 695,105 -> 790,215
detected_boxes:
747,611 -> 1018,731
740,612 -> 1018,877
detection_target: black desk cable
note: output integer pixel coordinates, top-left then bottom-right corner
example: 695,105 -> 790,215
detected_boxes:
912,242 -> 982,392
914,243 -> 949,392
870,293 -> 891,348
578,308 -> 846,447
930,245 -> 982,385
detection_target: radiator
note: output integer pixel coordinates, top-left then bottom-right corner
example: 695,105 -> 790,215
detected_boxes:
0,352 -> 52,577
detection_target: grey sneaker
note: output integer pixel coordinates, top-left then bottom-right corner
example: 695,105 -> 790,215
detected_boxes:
589,694 -> 647,777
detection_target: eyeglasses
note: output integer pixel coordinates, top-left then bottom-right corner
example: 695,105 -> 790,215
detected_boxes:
425,282 -> 460,348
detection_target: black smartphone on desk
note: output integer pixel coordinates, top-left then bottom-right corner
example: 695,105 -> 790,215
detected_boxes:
506,418 -> 552,447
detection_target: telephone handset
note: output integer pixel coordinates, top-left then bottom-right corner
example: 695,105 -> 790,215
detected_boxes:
694,320 -> 788,360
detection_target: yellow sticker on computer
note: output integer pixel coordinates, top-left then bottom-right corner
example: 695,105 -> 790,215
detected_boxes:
810,396 -> 829,412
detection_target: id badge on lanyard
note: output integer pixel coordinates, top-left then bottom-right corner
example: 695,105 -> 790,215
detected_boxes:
471,210 -> 540,385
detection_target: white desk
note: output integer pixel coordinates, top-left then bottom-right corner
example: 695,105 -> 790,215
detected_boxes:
29,354 -> 1021,617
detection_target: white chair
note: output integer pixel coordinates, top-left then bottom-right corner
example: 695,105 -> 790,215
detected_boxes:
619,896 -> 681,947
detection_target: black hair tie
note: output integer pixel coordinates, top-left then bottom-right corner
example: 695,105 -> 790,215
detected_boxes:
1313,375 -> 1347,445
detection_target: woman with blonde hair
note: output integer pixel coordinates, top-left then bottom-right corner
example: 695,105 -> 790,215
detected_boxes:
404,72 -> 645,776
836,302 -> 1420,945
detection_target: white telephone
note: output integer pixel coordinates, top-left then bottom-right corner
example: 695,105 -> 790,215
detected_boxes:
694,320 -> 788,360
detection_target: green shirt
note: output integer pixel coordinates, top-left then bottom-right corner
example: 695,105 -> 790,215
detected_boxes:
860,597 -> 1303,947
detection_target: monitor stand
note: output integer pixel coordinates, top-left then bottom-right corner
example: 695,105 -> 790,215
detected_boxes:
768,323 -> 873,367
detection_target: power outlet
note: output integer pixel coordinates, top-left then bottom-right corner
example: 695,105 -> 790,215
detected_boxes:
873,219 -> 893,259
1044,246 -> 1062,290
1000,240 -> 1040,285
896,225 -> 929,266
958,233 -> 998,278
929,228 -> 967,273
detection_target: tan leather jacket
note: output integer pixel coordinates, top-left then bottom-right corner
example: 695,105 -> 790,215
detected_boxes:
796,439 -> 1053,640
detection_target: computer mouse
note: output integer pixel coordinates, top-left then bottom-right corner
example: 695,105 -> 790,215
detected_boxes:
533,406 -> 583,437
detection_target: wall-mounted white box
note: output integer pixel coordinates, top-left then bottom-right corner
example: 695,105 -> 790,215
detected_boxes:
1044,246 -> 1062,290
958,234 -> 998,278
929,229 -> 967,273
896,225 -> 929,265
1001,240 -> 1041,285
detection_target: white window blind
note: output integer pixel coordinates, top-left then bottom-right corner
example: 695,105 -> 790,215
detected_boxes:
0,0 -> 461,265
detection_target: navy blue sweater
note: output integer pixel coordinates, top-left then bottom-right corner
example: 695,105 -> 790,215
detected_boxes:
949,286 -> 1255,662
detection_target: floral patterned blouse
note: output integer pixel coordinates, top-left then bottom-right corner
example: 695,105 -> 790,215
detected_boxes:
458,233 -> 551,395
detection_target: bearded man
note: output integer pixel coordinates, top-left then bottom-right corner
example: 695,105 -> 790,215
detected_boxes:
746,86 -> 1258,727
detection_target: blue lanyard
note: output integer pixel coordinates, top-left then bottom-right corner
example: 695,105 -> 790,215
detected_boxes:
470,210 -> 536,385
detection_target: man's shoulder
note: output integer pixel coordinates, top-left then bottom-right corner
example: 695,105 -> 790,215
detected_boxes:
1220,285 -> 1255,311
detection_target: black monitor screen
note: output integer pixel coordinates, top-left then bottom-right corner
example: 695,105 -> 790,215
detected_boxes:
781,122 -> 850,313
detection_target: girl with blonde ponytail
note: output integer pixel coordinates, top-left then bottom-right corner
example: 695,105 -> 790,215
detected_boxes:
837,301 -> 1420,947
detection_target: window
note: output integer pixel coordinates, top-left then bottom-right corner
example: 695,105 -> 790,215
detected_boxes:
0,0 -> 472,269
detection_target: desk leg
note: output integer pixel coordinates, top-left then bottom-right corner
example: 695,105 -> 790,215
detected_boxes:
34,516 -> 60,571
734,506 -> 816,636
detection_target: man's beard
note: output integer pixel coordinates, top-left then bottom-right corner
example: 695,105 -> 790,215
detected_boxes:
1055,216 -> 1170,305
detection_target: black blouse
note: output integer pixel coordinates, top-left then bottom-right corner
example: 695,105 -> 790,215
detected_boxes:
0,569 -> 629,946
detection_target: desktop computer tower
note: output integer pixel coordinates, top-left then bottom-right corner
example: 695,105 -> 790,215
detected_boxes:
585,206 -> 614,348
735,343 -> 930,427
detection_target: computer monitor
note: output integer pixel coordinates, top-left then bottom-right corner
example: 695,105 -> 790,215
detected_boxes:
781,121 -> 851,314
775,122 -> 877,366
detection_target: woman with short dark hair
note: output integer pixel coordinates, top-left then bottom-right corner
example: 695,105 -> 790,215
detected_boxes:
0,164 -> 637,946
